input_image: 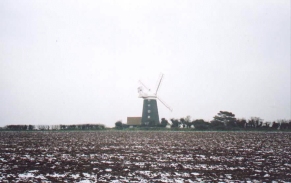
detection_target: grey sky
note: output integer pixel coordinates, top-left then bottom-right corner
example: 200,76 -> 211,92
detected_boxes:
1,0 -> 290,127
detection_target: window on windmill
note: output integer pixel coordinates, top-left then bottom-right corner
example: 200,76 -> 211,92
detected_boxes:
148,110 -> 151,113
148,116 -> 150,119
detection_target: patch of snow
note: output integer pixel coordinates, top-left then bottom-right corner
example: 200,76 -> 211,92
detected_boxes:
191,172 -> 200,176
83,173 -> 91,177
28,170 -> 39,173
35,174 -> 46,180
19,173 -> 35,179
71,174 -> 80,179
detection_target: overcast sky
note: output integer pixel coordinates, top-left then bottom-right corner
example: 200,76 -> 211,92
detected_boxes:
1,0 -> 290,127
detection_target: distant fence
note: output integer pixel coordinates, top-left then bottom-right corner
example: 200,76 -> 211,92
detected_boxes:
1,124 -> 105,131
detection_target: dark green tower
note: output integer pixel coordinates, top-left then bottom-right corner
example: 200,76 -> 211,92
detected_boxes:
141,98 -> 160,126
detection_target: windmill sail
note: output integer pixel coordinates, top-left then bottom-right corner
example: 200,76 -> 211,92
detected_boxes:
157,96 -> 173,112
155,73 -> 164,95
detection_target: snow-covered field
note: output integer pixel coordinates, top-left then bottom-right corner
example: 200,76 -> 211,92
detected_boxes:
0,131 -> 290,182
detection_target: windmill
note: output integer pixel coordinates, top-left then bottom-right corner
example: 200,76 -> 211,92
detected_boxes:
138,74 -> 172,126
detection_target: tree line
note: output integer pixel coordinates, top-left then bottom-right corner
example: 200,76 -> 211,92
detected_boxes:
1,124 -> 105,131
116,111 -> 291,131
1,111 -> 290,131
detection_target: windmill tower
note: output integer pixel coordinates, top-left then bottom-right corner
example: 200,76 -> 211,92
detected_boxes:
138,74 -> 173,126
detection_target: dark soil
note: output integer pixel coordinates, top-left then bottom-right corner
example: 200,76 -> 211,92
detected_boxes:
0,131 -> 290,182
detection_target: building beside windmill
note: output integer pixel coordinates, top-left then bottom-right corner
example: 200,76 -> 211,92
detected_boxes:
138,74 -> 172,126
127,117 -> 142,126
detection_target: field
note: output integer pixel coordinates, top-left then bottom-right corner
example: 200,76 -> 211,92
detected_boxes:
0,131 -> 291,182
